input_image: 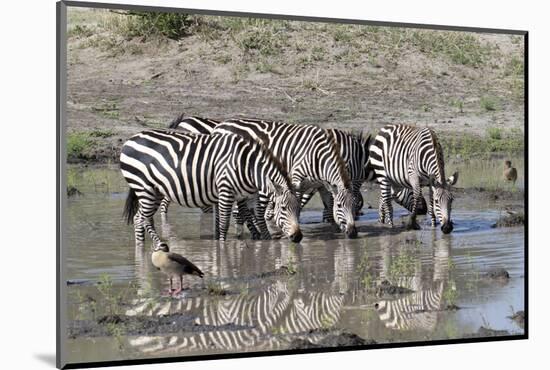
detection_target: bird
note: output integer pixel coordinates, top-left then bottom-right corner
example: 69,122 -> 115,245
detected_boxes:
151,243 -> 204,296
503,160 -> 518,185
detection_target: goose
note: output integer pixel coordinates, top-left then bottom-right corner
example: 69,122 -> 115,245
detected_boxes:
503,160 -> 518,185
151,243 -> 204,295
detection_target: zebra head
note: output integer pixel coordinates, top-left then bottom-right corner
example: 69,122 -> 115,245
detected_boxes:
431,178 -> 454,234
333,187 -> 358,238
268,181 -> 303,243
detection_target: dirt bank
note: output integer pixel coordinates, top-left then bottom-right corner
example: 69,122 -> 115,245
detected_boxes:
65,9 -> 524,163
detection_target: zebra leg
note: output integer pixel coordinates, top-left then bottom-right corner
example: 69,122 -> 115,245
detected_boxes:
406,180 -> 422,230
217,193 -> 235,242
233,205 -> 244,238
159,197 -> 170,220
378,178 -> 393,227
428,186 -> 436,227
137,197 -> 164,248
214,204 -> 220,240
133,213 -> 146,246
255,196 -> 272,240
237,201 -> 262,240
319,188 -> 336,224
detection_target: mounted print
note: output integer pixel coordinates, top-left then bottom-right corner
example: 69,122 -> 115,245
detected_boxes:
56,1 -> 527,368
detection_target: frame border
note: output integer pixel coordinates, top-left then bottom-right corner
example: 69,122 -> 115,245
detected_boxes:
57,1 -> 528,369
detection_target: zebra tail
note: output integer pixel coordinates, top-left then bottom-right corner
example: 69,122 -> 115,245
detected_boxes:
123,188 -> 139,225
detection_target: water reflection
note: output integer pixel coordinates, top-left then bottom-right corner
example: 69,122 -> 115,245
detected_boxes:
118,232 -> 464,356
374,235 -> 451,332
66,166 -> 525,362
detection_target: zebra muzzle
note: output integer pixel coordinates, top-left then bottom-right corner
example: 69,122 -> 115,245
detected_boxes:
441,221 -> 454,234
289,229 -> 303,243
346,224 -> 358,239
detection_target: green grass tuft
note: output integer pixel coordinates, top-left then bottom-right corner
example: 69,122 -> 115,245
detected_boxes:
67,132 -> 94,159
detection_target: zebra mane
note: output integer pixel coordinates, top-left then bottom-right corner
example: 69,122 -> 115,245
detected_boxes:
168,112 -> 187,129
324,130 -> 351,187
239,134 -> 293,190
429,130 -> 447,184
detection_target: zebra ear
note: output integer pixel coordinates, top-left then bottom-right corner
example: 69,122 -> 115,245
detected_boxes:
447,171 -> 459,186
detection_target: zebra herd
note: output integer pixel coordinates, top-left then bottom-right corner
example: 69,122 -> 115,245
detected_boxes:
121,115 -> 458,249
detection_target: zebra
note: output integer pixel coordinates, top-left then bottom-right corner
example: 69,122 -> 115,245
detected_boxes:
212,118 -> 358,238
296,128 -> 370,223
368,124 -> 455,234
120,129 -> 303,244
161,117 -> 364,233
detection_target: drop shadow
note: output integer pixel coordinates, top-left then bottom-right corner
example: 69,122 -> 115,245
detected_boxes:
34,353 -> 56,367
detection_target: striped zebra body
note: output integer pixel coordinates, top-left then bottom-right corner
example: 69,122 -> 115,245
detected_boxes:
213,118 -> 358,238
368,124 -> 454,234
159,115 -> 265,239
120,129 -> 302,244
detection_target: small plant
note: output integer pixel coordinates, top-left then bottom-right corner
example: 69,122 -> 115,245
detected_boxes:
67,132 -> 94,158
480,96 -> 498,112
68,24 -> 94,38
89,129 -> 116,138
255,61 -> 277,74
442,280 -> 458,307
486,127 -> 502,140
388,250 -> 417,284
332,27 -> 353,43
237,28 -> 283,56
450,99 -> 464,113
92,101 -> 120,119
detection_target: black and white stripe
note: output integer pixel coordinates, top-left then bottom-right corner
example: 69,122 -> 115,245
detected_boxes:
120,129 -> 302,244
126,283 -> 344,354
368,124 -> 455,234
213,118 -> 358,238
298,128 -> 370,222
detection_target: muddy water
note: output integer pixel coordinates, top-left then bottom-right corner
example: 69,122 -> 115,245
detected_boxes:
65,166 -> 525,365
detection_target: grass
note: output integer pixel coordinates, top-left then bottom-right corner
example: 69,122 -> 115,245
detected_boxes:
480,96 -> 499,111
74,274 -> 138,349
92,101 -> 120,119
486,127 -> 502,140
89,129 -> 116,138
67,132 -> 95,159
446,155 -> 524,190
440,129 -> 524,159
387,250 -> 418,285
357,243 -> 375,291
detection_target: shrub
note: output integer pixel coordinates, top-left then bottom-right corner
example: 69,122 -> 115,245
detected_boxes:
114,11 -> 192,40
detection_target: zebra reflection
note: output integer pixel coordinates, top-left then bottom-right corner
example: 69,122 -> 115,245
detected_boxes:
124,281 -> 344,354
374,235 -> 452,331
